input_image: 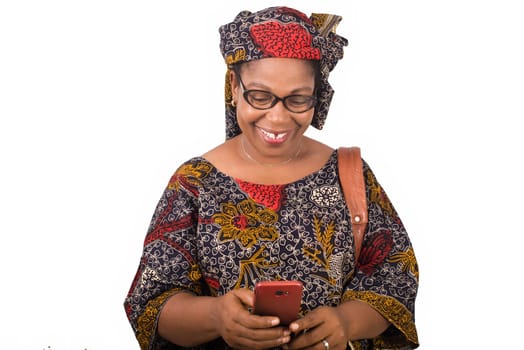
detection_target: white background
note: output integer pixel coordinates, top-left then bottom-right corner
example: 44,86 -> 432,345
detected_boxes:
1,0 -> 523,349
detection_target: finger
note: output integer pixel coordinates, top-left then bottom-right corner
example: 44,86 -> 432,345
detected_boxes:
287,324 -> 346,350
229,326 -> 292,349
287,326 -> 325,350
290,306 -> 340,334
288,310 -> 324,335
235,335 -> 291,350
286,308 -> 335,349
246,313 -> 281,328
223,309 -> 289,348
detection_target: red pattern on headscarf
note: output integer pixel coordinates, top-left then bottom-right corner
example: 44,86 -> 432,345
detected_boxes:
250,22 -> 321,60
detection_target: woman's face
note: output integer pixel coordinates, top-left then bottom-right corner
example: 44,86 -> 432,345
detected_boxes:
231,57 -> 316,163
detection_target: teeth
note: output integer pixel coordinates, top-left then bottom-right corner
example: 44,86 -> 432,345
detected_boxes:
261,129 -> 285,140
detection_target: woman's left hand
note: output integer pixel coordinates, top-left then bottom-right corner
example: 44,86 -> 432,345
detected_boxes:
285,306 -> 349,350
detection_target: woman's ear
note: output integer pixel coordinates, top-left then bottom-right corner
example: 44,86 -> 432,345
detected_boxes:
229,69 -> 238,102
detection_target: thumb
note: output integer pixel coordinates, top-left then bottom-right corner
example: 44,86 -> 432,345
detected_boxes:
231,288 -> 255,308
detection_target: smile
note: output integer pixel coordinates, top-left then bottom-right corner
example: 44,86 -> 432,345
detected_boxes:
259,128 -> 287,141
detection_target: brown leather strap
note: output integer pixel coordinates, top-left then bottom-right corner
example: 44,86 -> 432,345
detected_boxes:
337,147 -> 368,264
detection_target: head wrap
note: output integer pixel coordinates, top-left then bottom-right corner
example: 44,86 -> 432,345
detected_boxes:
219,6 -> 348,139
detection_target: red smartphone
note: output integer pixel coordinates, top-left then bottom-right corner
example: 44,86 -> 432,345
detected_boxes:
253,280 -> 303,325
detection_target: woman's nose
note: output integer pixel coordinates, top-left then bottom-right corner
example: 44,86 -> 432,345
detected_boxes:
264,99 -> 289,122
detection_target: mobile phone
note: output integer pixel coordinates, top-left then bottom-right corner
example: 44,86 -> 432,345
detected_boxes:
253,280 -> 303,325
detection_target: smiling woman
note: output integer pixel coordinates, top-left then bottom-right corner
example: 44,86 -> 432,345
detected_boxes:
123,5 -> 419,350
3,0 -> 524,349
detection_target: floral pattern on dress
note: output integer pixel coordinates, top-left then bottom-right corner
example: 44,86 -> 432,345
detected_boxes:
213,199 -> 279,248
358,229 -> 393,275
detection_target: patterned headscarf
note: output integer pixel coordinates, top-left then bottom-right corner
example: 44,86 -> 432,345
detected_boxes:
219,6 -> 348,139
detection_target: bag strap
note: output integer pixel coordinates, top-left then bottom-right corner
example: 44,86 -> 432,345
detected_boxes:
337,147 -> 368,264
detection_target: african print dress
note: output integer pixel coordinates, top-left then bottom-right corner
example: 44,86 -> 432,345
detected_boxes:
124,150 -> 419,350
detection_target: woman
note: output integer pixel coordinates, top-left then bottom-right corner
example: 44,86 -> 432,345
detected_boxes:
124,6 -> 419,350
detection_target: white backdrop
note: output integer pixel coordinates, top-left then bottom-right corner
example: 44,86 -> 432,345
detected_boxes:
1,1 -> 523,349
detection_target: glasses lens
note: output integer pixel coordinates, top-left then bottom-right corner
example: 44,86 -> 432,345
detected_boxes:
245,91 -> 276,109
284,95 -> 316,112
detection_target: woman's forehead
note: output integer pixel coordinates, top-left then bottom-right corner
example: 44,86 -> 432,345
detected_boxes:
240,58 -> 316,76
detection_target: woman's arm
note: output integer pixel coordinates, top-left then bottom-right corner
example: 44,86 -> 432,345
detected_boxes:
158,292 -> 222,346
335,300 -> 390,341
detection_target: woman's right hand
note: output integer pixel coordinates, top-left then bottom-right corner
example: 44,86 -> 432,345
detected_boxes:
212,288 -> 292,349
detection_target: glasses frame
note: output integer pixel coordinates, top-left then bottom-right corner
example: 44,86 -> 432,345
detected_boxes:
237,75 -> 317,113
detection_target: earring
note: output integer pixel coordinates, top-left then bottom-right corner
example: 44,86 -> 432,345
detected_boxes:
231,100 -> 236,108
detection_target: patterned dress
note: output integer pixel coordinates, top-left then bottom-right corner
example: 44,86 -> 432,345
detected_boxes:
124,150 -> 419,350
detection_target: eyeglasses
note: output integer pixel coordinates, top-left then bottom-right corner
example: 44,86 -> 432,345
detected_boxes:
237,75 -> 316,113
